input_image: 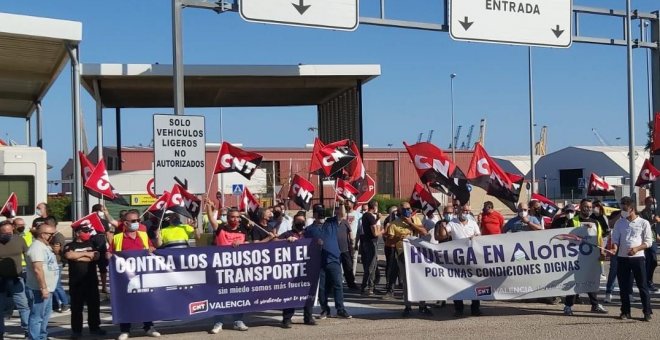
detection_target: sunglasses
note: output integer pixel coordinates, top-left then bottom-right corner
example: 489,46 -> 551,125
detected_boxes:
78,229 -> 92,234
127,219 -> 140,223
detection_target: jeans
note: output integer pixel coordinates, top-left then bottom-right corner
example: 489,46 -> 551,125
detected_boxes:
212,313 -> 244,325
565,292 -> 599,308
52,265 -> 69,310
282,304 -> 313,322
385,246 -> 399,291
28,290 -> 53,340
360,239 -> 378,291
70,282 -> 101,333
339,251 -> 356,287
319,262 -> 345,313
644,244 -> 657,288
0,277 -> 30,335
605,256 -> 633,295
120,322 -> 153,333
617,256 -> 652,316
396,252 -> 426,309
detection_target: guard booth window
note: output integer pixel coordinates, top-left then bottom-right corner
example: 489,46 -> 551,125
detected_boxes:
559,169 -> 583,199
262,161 -> 281,195
377,161 -> 394,197
0,176 -> 35,216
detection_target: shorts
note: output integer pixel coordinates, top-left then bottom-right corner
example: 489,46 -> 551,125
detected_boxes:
97,255 -> 109,273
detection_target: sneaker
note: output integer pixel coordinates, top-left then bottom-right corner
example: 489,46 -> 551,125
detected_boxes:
70,332 -> 82,339
619,313 -> 631,320
419,306 -> 433,316
90,328 -> 107,336
591,304 -> 608,314
336,310 -> 352,319
60,305 -> 71,313
604,293 -> 612,303
145,327 -> 161,337
382,291 -> 394,300
563,306 -> 573,316
303,318 -> 317,326
362,290 -> 373,297
233,321 -> 248,331
281,320 -> 292,329
402,307 -> 412,318
117,333 -> 129,340
649,285 -> 659,292
316,310 -> 329,320
643,314 -> 653,322
209,322 -> 223,334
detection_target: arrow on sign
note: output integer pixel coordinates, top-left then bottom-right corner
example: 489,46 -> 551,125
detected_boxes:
292,0 -> 311,15
459,17 -> 474,31
174,176 -> 188,190
551,25 -> 564,38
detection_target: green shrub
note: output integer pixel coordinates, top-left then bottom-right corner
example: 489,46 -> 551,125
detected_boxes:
373,195 -> 405,213
47,195 -> 72,222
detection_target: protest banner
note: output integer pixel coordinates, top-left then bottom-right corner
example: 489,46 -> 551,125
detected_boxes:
109,239 -> 321,323
403,228 -> 601,301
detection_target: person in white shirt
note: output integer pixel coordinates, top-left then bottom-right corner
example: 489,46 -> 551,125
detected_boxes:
611,196 -> 654,321
437,203 -> 482,317
421,210 -> 440,244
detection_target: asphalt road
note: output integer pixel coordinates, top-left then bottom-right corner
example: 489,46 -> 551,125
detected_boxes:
4,263 -> 659,340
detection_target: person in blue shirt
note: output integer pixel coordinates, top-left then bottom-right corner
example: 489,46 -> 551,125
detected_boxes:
503,202 -> 542,233
305,204 -> 351,320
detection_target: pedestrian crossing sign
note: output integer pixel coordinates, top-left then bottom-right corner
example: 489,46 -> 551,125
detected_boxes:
232,184 -> 244,195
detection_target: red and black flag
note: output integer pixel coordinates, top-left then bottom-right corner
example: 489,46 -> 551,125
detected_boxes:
0,193 -> 18,218
173,184 -> 202,218
239,187 -> 260,214
309,138 -> 357,179
146,191 -> 170,216
409,184 -> 440,216
403,141 -> 470,204
83,159 -> 128,206
345,141 -> 365,181
587,173 -> 614,196
288,175 -> 315,210
635,159 -> 660,187
78,151 -> 95,183
335,179 -> 359,204
166,185 -> 193,219
214,142 -> 263,180
531,193 -> 559,218
71,212 -> 106,233
466,143 -> 522,210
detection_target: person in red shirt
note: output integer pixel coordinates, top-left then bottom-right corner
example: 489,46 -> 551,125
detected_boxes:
108,211 -> 159,340
478,201 -> 504,235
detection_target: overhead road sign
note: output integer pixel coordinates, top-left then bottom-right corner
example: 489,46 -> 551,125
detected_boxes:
239,0 -> 359,31
449,0 -> 572,48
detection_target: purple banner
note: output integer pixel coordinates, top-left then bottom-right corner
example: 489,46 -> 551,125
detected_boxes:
109,239 -> 322,323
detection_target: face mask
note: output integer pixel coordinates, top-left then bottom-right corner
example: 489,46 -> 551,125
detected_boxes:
458,213 -> 467,221
443,214 -> 452,222
519,211 -> 528,218
0,234 -> 12,244
35,209 -> 41,216
98,212 -> 105,219
620,210 -> 629,219
581,208 -> 592,217
401,209 -> 411,218
567,212 -> 575,219
293,221 -> 305,231
128,222 -> 140,231
16,226 -> 25,233
592,207 -> 600,215
273,211 -> 282,219
79,233 -> 92,242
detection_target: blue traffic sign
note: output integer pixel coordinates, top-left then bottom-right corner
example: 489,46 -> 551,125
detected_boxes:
232,184 -> 244,195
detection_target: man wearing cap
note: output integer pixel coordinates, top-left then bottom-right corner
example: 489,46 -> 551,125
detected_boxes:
109,211 -> 160,340
305,204 -> 351,319
64,224 -> 105,338
157,211 -> 198,248
551,205 -> 576,229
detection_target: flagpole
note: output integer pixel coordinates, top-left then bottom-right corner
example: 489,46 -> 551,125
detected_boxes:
219,108 -> 225,209
206,143 -> 222,200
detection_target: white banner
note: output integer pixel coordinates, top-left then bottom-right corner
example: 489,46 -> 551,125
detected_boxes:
404,228 -> 601,301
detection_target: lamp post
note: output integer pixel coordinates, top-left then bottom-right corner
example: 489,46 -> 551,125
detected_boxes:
450,73 -> 457,162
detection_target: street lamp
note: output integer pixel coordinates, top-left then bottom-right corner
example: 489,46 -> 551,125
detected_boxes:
450,73 -> 457,162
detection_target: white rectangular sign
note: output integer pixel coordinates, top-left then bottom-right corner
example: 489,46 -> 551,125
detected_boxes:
239,0 -> 359,31
450,0 -> 572,48
153,114 -> 206,194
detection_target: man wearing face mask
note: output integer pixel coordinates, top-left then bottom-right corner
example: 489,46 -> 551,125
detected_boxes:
91,204 -> 113,294
591,200 -> 609,237
503,203 -> 542,233
110,211 -> 160,340
278,212 -> 316,328
638,196 -> 658,292
0,220 -> 30,338
437,203 -> 483,317
551,205 -> 576,229
25,222 -> 59,340
63,224 -> 105,338
611,196 -> 654,321
157,211 -> 198,249
35,202 -> 48,219
562,198 -> 608,316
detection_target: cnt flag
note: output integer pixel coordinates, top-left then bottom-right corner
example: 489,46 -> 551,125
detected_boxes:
531,193 -> 559,218
288,175 -> 315,210
146,191 -> 170,216
78,151 -> 95,183
71,213 -> 106,233
335,179 -> 359,204
403,141 -> 470,205
309,138 -> 357,179
409,184 -> 440,216
214,142 -> 263,180
166,185 -> 193,219
83,159 -> 128,206
587,173 -> 614,196
239,187 -> 260,214
173,184 -> 202,218
635,159 -> 660,187
466,143 -> 522,211
0,193 -> 18,218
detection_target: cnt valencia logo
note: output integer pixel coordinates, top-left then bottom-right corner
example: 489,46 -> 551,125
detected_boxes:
475,286 -> 492,297
189,300 -> 209,315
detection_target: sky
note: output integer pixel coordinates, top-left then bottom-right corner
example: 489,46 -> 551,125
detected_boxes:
0,0 -> 658,186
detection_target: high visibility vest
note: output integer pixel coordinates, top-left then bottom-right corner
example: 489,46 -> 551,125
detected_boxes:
159,224 -> 193,248
571,216 -> 603,246
113,231 -> 149,251
21,232 -> 33,267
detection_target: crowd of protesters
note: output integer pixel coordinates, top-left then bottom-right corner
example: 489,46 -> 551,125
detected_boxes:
0,194 -> 658,340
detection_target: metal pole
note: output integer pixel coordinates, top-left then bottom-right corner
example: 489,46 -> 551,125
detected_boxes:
35,102 -> 43,148
450,73 -> 456,162
68,44 -> 83,220
651,16 -> 660,216
272,161 -> 277,206
220,108 -> 225,208
25,117 -> 31,146
528,47 -> 536,199
645,20 -> 653,124
115,108 -> 122,171
93,79 -> 104,167
625,0 -> 636,201
172,0 -> 185,115
357,80 -> 364,157
380,0 -> 385,19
